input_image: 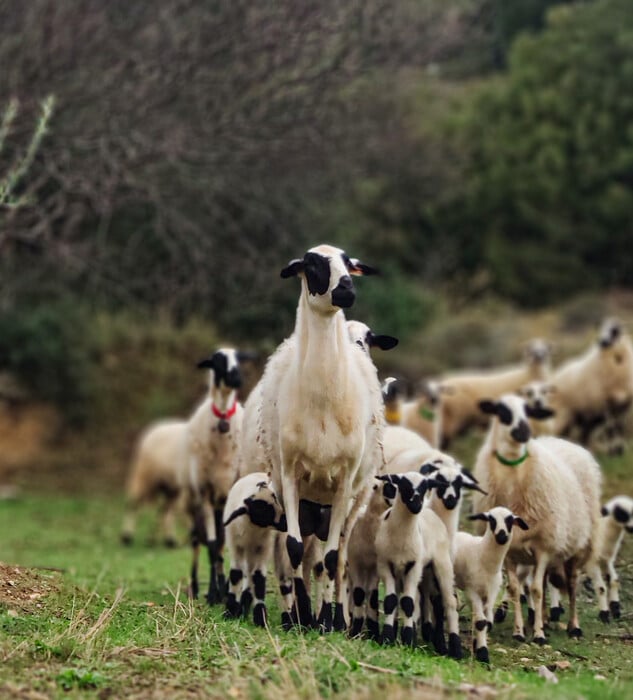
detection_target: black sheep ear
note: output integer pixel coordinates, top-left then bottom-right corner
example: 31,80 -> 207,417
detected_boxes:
525,405 -> 555,420
280,258 -> 304,278
420,462 -> 438,475
479,400 -> 498,415
513,516 -> 530,531
462,479 -> 488,495
468,512 -> 489,523
347,258 -> 379,276
601,505 -> 610,517
368,333 -> 399,351
377,474 -> 400,485
223,506 -> 248,527
197,355 -> 217,370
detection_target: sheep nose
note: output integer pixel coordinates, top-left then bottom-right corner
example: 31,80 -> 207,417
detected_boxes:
511,420 -> 530,443
443,495 -> 458,510
331,275 -> 356,308
495,531 -> 508,545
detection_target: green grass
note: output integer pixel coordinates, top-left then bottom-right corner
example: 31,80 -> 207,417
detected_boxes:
1,445 -> 633,699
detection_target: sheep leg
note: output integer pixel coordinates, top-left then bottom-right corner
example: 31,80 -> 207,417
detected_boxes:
312,556 -> 325,623
548,576 -> 565,622
159,493 -> 179,548
471,594 -> 489,664
380,571 -> 398,645
318,480 -> 352,632
564,558 -> 583,637
203,504 -> 225,605
281,467 -> 313,628
225,560 -> 243,619
606,561 -> 621,619
400,563 -> 422,647
189,505 -> 206,599
349,572 -> 367,638
275,535 -> 296,630
530,553 -> 549,644
251,563 -> 268,628
433,553 -> 462,659
506,564 -> 526,641
420,572 -> 435,643
120,496 -> 142,546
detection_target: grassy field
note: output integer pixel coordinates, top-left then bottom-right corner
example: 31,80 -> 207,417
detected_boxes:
1,442 -> 633,700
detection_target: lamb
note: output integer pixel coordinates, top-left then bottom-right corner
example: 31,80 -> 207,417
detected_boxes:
472,393 -> 604,643
549,319 -> 633,454
454,507 -> 529,664
585,495 -> 633,621
120,419 -> 188,547
222,472 -> 287,626
439,339 -> 551,448
346,320 -> 398,354
186,348 -> 246,605
375,472 -> 463,658
239,244 -> 385,631
381,378 -> 444,447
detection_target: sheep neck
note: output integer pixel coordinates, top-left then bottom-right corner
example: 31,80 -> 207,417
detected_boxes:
480,528 -> 512,570
490,422 -> 529,465
210,387 -> 238,417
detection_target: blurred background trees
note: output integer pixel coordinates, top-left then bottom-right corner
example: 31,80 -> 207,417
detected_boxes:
0,0 -> 632,426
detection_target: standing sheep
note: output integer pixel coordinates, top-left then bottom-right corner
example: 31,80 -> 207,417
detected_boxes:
454,507 -> 529,664
473,393 -> 604,643
121,419 -> 188,547
187,348 -> 247,605
240,245 -> 385,631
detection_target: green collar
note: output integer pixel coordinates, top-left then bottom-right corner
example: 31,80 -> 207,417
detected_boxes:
419,406 -> 435,422
495,449 -> 529,467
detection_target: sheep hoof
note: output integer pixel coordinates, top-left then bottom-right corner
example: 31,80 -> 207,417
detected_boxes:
349,618 -> 364,638
549,606 -> 564,622
333,603 -> 347,632
281,612 -> 293,631
475,646 -> 490,665
448,633 -> 463,660
432,631 -> 448,656
533,636 -> 547,646
567,626 -> 582,638
493,605 -> 507,624
610,601 -> 621,619
366,619 -> 380,642
317,602 -> 333,633
253,603 -> 267,628
293,578 -> 314,628
421,622 -> 434,642
401,626 -> 415,647
120,533 -> 133,546
164,537 -> 178,549
512,633 -> 526,643
381,624 -> 396,645
527,608 -> 535,626
224,595 -> 241,619
598,610 -> 610,624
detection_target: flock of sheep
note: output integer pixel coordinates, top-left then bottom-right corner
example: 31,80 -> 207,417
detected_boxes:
121,243 -> 633,665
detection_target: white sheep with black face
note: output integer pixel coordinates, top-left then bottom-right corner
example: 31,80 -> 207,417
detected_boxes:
454,507 -> 529,664
549,318 -> 633,453
186,347 -> 251,605
375,471 -> 463,658
472,393 -> 605,644
240,244 -> 384,632
584,495 -> 633,621
439,338 -> 552,448
222,472 -> 287,627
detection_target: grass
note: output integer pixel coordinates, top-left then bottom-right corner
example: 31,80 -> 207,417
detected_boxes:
1,443 -> 633,699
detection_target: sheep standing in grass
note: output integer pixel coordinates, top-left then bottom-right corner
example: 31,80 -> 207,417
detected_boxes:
585,495 -> 633,621
187,348 -> 246,604
375,472 -> 463,658
454,507 -> 529,664
222,472 -> 287,626
472,393 -> 604,643
440,339 -> 551,448
121,419 -> 188,547
240,245 -> 384,631
550,318 -> 633,453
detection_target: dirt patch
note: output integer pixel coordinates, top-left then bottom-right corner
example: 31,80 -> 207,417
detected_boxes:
0,563 -> 61,613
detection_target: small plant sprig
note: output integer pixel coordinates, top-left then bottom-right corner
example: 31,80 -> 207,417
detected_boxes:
0,94 -> 55,209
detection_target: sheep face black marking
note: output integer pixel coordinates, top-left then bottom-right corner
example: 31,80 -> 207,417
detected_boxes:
521,382 -> 556,420
378,472 -> 436,514
470,506 -> 529,545
479,394 -> 531,444
197,348 -> 242,390
598,318 -> 622,349
420,460 -> 486,509
381,377 -> 400,403
280,244 -> 377,313
602,496 -> 633,533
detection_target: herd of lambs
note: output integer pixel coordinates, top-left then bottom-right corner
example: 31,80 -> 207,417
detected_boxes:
120,244 -> 633,665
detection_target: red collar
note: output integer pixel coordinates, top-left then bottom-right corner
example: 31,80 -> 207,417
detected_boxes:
212,400 -> 237,420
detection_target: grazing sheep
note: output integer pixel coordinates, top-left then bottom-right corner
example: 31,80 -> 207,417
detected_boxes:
440,339 -> 551,448
454,507 -> 529,664
473,393 -> 603,643
187,348 -> 246,605
240,245 -> 384,631
550,318 -> 633,453
585,495 -> 633,621
222,472 -> 287,626
375,472 -> 463,658
120,419 -> 188,547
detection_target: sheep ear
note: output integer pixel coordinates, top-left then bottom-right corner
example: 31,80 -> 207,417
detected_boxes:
513,516 -> 530,531
236,350 -> 259,363
479,400 -> 498,416
377,474 -> 400,485
460,466 -> 479,484
420,462 -> 438,475
525,405 -> 555,420
223,506 -> 248,527
368,333 -> 399,351
468,512 -> 489,522
280,258 -> 304,278
347,258 -> 379,276
601,505 -> 610,517
462,479 -> 488,496
197,355 -> 218,370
